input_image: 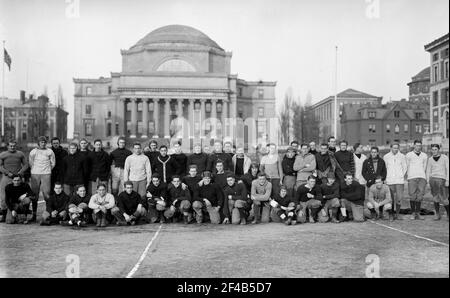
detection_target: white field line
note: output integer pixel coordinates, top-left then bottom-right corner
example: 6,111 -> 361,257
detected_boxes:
369,220 -> 449,247
126,224 -> 163,278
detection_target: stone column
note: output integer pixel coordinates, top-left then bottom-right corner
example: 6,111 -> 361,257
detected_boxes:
142,98 -> 149,139
211,98 -> 217,138
164,98 -> 171,139
153,99 -> 160,138
189,99 -> 195,138
222,99 -> 229,139
130,98 -> 137,138
200,99 -> 206,138
119,99 -> 126,136
177,98 -> 184,118
230,94 -> 237,119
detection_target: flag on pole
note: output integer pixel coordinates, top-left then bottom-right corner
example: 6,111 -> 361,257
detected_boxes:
4,48 -> 11,71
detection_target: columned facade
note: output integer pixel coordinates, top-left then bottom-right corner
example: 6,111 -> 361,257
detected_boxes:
73,25 -> 276,149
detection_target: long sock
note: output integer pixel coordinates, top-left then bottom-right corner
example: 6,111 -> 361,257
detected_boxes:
416,201 -> 422,214
396,204 -> 401,215
32,200 -> 38,214
410,200 -> 415,213
434,203 -> 440,216
445,205 -> 449,216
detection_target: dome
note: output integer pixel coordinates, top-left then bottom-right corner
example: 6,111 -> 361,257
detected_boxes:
130,25 -> 223,51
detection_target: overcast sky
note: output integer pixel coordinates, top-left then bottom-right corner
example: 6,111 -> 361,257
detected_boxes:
0,0 -> 449,138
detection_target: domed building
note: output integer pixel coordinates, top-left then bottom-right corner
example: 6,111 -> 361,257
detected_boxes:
73,25 -> 276,148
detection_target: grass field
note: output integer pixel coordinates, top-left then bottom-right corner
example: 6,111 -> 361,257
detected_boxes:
0,204 -> 448,278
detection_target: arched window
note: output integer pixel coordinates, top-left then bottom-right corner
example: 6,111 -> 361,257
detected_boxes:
394,124 -> 400,134
157,59 -> 196,72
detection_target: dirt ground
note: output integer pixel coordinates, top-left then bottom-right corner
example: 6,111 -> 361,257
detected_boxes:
0,204 -> 448,278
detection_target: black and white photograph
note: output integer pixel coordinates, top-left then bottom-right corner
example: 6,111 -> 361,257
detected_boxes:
0,0 -> 448,283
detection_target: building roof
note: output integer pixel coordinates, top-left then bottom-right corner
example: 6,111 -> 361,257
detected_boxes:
130,25 -> 224,51
0,97 -> 63,110
411,67 -> 430,82
341,100 -> 429,121
312,88 -> 381,108
425,33 -> 449,52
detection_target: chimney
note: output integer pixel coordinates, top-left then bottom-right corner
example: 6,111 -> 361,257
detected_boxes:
20,90 -> 26,104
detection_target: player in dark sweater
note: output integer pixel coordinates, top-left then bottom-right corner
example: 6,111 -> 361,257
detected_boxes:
112,181 -> 147,225
186,144 -> 209,175
223,173 -> 249,225
319,173 -> 341,223
182,165 -> 203,201
334,140 -> 355,183
146,173 -> 171,223
66,184 -> 90,227
41,182 -> 70,225
172,142 -> 188,177
207,141 -> 233,172
110,137 -> 132,196
270,186 -> 297,225
193,171 -> 224,224
167,176 -> 192,224
4,175 -> 35,224
295,175 -> 323,223
340,172 -> 365,222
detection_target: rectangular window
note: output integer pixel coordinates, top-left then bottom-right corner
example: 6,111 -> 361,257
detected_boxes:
404,124 -> 408,133
85,105 -> 92,115
433,91 -> 439,106
424,124 -> 430,133
137,102 -> 143,112
126,102 -> 131,112
369,139 -> 376,146
258,89 -> 264,99
115,122 -> 119,135
107,111 -> 111,118
433,53 -> 439,61
441,88 -> 449,105
149,121 -> 155,134
106,122 -> 112,137
137,121 -> 143,134
86,87 -> 92,95
23,121 -> 27,129
149,102 -> 154,112
386,124 -> 390,133
368,112 -> 376,119
205,103 -> 212,113
85,122 -> 93,136
369,124 -> 376,133
445,61 -> 449,79
394,111 -> 400,118
22,132 -> 27,141
415,124 -> 422,133
108,86 -> 112,94
126,121 -> 132,134
415,112 -> 423,120
434,65 -> 439,82
238,87 -> 243,97
217,103 -> 222,113
258,107 -> 265,117
194,102 -> 200,110
257,120 -> 266,137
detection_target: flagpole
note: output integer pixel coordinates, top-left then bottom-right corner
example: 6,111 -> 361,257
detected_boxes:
334,45 -> 338,139
2,40 -> 5,141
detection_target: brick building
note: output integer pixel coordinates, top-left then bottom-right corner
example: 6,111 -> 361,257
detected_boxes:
311,88 -> 382,142
423,33 -> 449,151
0,93 -> 68,147
340,99 -> 429,147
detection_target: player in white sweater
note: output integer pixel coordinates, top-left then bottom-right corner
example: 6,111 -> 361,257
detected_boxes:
405,140 -> 428,220
383,142 -> 407,220
426,144 -> 449,220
